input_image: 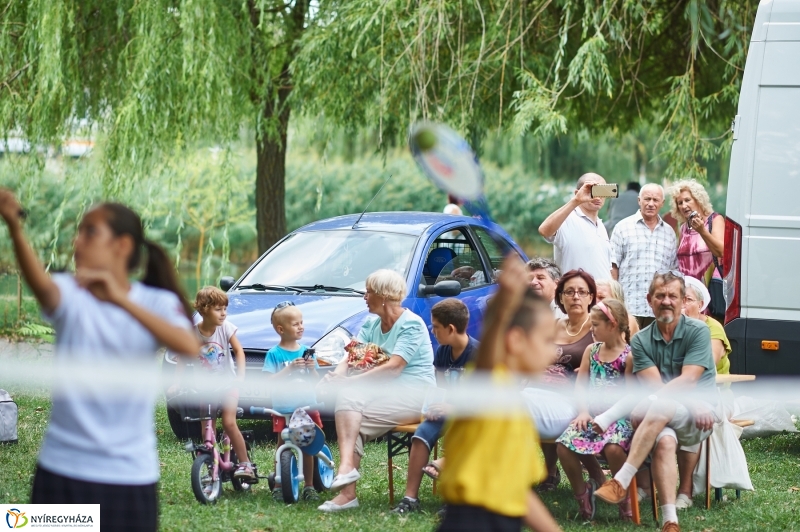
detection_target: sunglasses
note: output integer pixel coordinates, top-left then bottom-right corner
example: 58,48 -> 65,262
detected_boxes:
271,301 -> 296,323
656,269 -> 685,278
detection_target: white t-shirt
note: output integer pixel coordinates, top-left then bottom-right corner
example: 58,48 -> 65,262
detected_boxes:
39,274 -> 192,485
196,320 -> 238,377
545,207 -> 612,281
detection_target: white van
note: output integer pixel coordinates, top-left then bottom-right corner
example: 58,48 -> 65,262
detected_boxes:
724,0 -> 800,375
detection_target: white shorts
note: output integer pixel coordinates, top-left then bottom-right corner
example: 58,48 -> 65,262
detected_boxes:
655,402 -> 719,453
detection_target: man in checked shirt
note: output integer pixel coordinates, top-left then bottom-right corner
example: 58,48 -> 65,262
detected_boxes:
610,183 -> 678,329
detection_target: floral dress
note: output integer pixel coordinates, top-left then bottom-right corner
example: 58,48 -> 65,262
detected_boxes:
556,343 -> 634,455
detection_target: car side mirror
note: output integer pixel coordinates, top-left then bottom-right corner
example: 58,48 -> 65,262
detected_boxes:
219,276 -> 236,292
419,280 -> 462,297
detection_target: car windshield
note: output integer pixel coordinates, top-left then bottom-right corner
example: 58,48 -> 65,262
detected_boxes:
238,230 -> 418,292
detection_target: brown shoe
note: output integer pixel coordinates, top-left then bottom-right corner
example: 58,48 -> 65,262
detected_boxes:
594,479 -> 628,505
661,522 -> 680,532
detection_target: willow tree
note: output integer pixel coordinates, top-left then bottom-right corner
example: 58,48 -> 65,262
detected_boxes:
0,0 -> 309,252
294,0 -> 756,181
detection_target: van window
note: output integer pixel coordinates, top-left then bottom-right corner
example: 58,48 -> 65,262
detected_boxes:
750,87 -> 800,217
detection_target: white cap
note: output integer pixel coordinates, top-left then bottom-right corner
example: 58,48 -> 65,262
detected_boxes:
684,276 -> 710,312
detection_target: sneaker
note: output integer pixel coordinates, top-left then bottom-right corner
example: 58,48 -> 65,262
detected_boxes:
536,470 -> 561,493
302,486 -> 320,501
661,521 -> 680,532
594,479 -> 628,505
675,493 -> 693,509
233,462 -> 256,482
618,495 -> 633,522
391,497 -> 420,516
637,486 -> 651,501
272,487 -> 283,501
575,482 -> 596,520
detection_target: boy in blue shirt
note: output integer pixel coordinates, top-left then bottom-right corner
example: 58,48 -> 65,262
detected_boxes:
392,298 -> 478,515
262,302 -> 322,501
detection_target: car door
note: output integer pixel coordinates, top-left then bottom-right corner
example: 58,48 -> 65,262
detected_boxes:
411,226 -> 496,346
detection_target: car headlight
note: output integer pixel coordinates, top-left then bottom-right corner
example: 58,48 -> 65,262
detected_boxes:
312,327 -> 353,366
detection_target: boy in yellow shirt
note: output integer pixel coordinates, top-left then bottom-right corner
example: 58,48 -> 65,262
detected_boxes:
438,256 -> 562,532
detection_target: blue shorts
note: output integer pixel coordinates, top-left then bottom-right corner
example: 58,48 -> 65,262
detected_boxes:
411,419 -> 445,451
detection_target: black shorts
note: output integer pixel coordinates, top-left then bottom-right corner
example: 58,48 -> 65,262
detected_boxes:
31,465 -> 158,532
437,504 -> 522,532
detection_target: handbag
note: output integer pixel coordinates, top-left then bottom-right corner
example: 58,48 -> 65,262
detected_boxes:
692,417 -> 754,493
344,340 -> 390,375
705,213 -> 726,320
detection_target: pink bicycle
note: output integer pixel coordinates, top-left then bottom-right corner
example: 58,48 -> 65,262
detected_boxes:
182,400 -> 260,504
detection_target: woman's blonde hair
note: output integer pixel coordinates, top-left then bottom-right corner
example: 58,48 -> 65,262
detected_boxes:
596,279 -> 625,305
365,269 -> 407,303
668,179 -> 715,223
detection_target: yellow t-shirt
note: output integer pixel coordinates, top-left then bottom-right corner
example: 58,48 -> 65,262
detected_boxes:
706,316 -> 731,375
438,367 -> 545,517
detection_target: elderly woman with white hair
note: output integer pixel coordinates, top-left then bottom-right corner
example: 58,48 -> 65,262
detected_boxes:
669,178 -> 725,321
674,275 -> 732,510
318,269 -> 435,512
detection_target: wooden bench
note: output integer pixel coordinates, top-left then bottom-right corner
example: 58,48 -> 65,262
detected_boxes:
649,418 -> 755,522
715,374 -> 756,384
387,423 -> 438,506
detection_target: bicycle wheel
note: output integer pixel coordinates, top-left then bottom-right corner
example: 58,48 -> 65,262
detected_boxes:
279,449 -> 300,504
191,454 -> 221,504
313,444 -> 335,492
229,449 -> 252,492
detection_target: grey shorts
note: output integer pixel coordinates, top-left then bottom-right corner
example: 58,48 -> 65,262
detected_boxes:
655,402 -> 719,453
335,385 -> 424,456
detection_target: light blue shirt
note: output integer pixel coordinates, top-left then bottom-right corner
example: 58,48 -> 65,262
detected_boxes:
357,310 -> 436,387
262,345 -> 318,373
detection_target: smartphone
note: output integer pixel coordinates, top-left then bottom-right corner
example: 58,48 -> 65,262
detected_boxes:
591,184 -> 619,198
302,348 -> 315,361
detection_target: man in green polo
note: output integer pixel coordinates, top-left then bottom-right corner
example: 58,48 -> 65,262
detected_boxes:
593,270 -> 718,532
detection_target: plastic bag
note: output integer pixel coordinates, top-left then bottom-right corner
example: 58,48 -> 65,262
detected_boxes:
731,396 -> 798,439
692,418 -> 754,494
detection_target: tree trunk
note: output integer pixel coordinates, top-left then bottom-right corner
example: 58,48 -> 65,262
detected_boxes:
255,65 -> 292,254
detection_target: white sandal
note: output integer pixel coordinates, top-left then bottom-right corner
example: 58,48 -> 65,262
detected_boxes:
329,469 -> 361,493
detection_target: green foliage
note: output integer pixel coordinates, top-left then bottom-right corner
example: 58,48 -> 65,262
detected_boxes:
295,1 -> 756,183
16,322 -> 55,343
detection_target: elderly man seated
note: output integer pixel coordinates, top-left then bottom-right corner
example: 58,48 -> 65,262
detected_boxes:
593,270 -> 718,532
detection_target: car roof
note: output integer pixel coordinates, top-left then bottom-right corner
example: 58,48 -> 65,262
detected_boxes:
295,212 -> 480,236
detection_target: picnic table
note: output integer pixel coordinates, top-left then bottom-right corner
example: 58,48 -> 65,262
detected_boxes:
715,374 -> 756,384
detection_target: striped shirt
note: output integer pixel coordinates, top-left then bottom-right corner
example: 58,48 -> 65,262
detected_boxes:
611,211 -> 678,317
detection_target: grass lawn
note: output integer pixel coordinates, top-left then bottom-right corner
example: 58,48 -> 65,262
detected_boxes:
2,391 -> 800,531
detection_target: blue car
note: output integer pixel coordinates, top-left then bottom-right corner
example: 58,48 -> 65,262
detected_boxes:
164,212 -> 527,437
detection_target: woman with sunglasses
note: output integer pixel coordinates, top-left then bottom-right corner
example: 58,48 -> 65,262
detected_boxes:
318,269 -> 435,512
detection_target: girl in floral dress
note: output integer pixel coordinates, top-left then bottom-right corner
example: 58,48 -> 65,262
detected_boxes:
556,299 -> 635,521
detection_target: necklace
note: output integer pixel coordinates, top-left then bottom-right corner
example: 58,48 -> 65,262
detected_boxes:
565,316 -> 590,337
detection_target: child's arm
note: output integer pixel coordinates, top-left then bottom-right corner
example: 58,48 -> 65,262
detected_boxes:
524,491 -> 563,532
230,333 -> 246,381
0,190 -> 60,313
571,345 -> 594,430
474,255 -> 528,371
624,350 -> 634,384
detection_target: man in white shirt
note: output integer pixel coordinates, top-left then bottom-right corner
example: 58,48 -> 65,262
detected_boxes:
525,257 -> 566,319
538,173 -> 613,281
610,183 -> 678,328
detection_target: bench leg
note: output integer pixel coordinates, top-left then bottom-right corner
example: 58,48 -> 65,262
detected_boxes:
705,439 -> 711,510
736,489 -> 741,499
389,453 -> 395,507
650,467 -> 658,523
715,487 -> 723,502
432,442 -> 438,496
630,476 -> 641,525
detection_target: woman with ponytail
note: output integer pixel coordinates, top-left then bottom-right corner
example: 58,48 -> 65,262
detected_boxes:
0,191 -> 198,532
555,298 -> 636,522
